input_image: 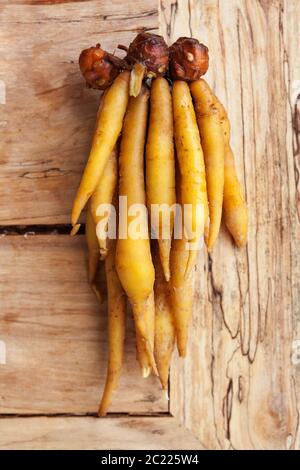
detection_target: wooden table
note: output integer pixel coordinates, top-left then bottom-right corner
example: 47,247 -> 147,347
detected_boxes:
0,0 -> 299,450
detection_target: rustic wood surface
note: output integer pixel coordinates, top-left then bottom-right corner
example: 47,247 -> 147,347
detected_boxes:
161,0 -> 300,450
0,0 -> 157,224
0,417 -> 203,450
0,234 -> 167,414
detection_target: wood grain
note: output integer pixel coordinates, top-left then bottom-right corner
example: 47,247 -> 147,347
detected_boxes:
284,0 -> 300,450
160,0 -> 300,450
0,234 -> 167,414
0,416 -> 203,450
0,0 -> 157,224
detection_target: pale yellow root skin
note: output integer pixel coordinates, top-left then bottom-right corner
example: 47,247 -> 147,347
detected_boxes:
170,235 -> 195,358
210,88 -> 248,247
146,77 -> 176,282
98,239 -> 126,417
71,71 -> 130,227
130,63 -> 146,97
85,203 -> 100,286
153,247 -> 176,389
90,148 -> 118,259
223,146 -> 248,247
116,87 -> 156,374
190,79 -> 225,252
172,81 -> 208,280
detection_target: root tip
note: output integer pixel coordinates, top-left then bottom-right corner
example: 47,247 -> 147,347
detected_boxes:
70,224 -> 81,236
98,408 -> 107,418
142,367 -> 151,378
178,345 -> 187,358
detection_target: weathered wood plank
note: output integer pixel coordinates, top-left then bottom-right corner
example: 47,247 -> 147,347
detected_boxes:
283,0 -> 300,450
161,0 -> 300,450
0,0 -> 157,224
0,234 -> 167,414
0,416 -> 203,450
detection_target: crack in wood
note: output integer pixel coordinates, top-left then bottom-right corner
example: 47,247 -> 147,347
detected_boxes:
209,351 -> 223,449
0,224 -> 83,235
159,0 -> 178,42
20,168 -> 70,179
103,9 -> 158,22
